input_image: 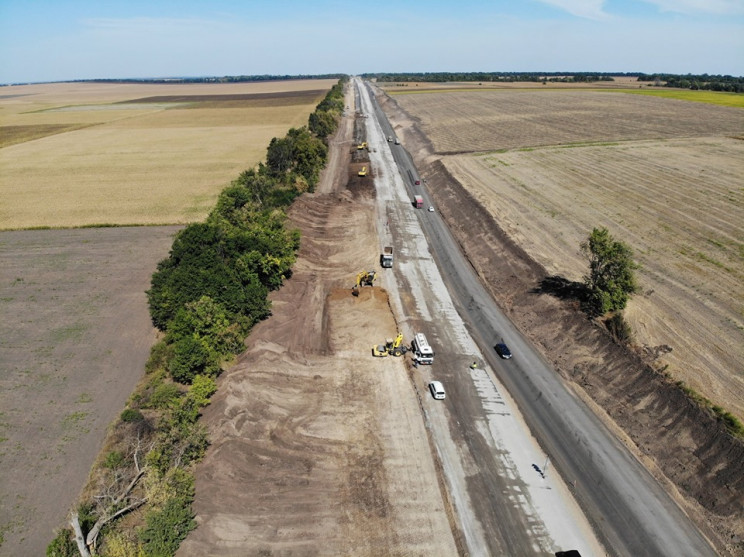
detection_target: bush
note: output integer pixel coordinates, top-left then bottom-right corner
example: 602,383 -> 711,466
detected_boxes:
605,312 -> 632,345
148,382 -> 182,409
139,497 -> 195,556
103,450 -> 126,470
145,340 -> 171,375
168,336 -> 210,384
46,529 -> 76,557
120,408 -> 144,423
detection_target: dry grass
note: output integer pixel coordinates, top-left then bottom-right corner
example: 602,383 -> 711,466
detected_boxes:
0,80 -> 335,229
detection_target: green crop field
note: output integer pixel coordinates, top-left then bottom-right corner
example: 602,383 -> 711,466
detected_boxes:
616,88 -> 744,108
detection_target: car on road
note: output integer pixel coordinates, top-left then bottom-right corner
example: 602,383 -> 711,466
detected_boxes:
495,342 -> 512,359
428,206 -> 434,212
428,381 -> 446,400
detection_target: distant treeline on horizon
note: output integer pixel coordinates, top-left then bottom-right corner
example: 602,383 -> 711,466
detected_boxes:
2,73 -> 347,86
363,72 -> 744,92
6,72 -> 742,92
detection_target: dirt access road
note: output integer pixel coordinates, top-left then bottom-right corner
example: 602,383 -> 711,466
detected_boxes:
179,86 -> 459,555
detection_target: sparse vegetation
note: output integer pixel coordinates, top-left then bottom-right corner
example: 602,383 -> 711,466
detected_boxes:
676,381 -> 744,439
604,312 -> 633,345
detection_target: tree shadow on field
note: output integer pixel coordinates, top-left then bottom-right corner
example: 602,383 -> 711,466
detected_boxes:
531,275 -> 590,304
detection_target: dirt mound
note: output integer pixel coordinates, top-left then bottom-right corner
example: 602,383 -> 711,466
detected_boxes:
381,89 -> 744,555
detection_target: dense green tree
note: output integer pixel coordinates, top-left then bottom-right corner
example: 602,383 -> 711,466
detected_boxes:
168,336 -> 210,384
309,110 -> 338,139
167,296 -> 245,356
581,227 -> 639,315
266,136 -> 294,174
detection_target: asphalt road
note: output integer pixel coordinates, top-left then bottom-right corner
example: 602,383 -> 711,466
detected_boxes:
360,79 -> 717,557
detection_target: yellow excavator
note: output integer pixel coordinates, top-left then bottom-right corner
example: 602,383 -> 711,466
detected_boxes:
372,333 -> 408,357
351,270 -> 376,296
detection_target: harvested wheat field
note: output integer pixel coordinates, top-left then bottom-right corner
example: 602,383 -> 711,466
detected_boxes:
0,80 -> 336,229
388,88 -> 744,422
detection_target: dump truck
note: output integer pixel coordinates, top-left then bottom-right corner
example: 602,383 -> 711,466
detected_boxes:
380,246 -> 393,268
358,166 -> 367,177
414,195 -> 424,209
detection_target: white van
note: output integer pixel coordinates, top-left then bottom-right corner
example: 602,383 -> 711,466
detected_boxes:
429,381 -> 446,400
412,332 -> 434,365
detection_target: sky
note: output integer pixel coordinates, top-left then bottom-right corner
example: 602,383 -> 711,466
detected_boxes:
1,0 -> 743,84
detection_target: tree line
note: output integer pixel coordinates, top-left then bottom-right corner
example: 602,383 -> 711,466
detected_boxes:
47,77 -> 348,557
637,73 -> 744,93
363,71 -> 743,93
364,71 -> 625,83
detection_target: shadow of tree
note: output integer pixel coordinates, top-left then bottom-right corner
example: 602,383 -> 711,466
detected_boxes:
532,275 -> 589,303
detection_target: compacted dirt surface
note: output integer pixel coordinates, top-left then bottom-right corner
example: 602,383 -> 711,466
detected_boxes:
376,86 -> 744,555
179,90 -> 459,555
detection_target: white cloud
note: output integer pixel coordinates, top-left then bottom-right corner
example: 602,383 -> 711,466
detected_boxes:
536,0 -> 610,20
641,0 -> 744,15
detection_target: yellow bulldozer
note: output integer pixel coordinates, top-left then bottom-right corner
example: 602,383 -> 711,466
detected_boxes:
351,270 -> 376,296
372,333 -> 408,357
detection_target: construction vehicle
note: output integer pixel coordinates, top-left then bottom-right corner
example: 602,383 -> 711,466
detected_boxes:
380,246 -> 393,268
351,270 -> 376,296
358,166 -> 367,177
357,142 -> 367,150
372,333 -> 408,357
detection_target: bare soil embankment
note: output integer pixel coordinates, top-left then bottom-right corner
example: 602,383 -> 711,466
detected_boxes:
377,88 -> 744,555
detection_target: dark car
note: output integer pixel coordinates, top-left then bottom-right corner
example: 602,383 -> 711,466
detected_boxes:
495,343 -> 512,359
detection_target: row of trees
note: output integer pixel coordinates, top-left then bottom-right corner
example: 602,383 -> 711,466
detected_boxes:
48,78 -> 347,557
63,74 -> 346,85
637,73 -> 744,93
364,71 -> 628,83
364,71 -> 743,93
